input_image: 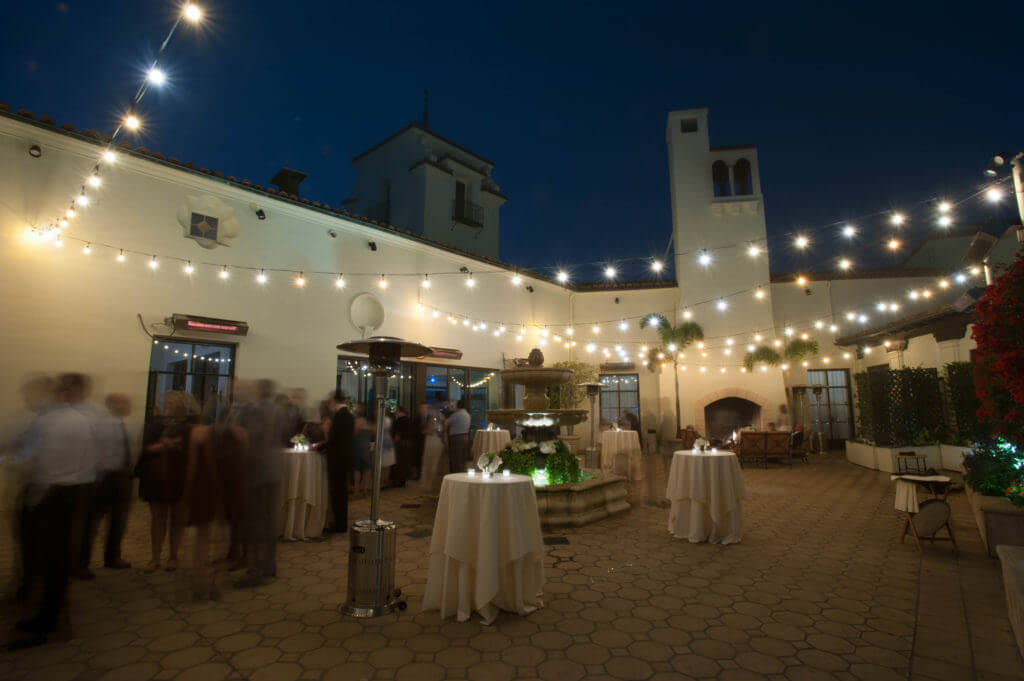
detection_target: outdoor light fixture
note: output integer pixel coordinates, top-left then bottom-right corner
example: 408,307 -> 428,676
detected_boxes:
28,144 -> 41,158
335,336 -> 429,619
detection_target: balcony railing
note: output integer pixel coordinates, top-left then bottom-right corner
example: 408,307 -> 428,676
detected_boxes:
452,200 -> 483,228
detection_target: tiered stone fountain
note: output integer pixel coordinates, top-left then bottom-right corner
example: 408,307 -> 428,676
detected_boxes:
488,349 -> 630,528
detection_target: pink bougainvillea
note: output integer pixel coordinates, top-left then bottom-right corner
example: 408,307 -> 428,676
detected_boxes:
973,253 -> 1024,442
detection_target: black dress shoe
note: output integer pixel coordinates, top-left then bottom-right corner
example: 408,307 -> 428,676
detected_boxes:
104,559 -> 131,569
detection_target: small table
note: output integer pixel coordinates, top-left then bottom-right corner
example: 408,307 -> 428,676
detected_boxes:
422,473 -> 545,624
601,430 -> 643,480
666,450 -> 745,544
891,474 -> 958,554
471,429 -> 511,460
280,448 -> 329,540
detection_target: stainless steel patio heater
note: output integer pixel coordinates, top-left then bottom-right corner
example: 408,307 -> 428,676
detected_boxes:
581,382 -> 603,469
336,335 -> 430,618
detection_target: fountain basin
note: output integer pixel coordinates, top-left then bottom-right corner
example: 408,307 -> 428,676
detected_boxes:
534,472 -> 631,528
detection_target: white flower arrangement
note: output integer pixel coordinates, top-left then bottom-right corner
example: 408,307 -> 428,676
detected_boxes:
539,440 -> 556,455
477,452 -> 503,474
693,437 -> 710,452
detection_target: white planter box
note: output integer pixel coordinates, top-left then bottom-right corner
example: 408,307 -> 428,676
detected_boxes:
875,445 -> 941,473
845,441 -> 878,469
940,444 -> 973,471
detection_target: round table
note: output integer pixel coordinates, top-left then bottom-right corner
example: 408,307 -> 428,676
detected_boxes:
280,448 -> 329,540
666,449 -> 745,544
471,429 -> 511,460
422,473 -> 545,624
600,430 -> 643,480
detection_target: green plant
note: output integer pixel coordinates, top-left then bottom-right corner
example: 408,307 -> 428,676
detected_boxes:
784,338 -> 819,362
945,361 -> 987,445
743,345 -> 781,371
853,368 -> 946,446
501,445 -> 537,477
963,439 -> 1023,497
547,360 -> 598,410
640,314 -> 704,437
497,438 -> 583,485
544,440 -> 582,485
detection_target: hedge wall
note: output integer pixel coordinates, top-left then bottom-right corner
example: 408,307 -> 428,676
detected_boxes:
853,367 -> 946,446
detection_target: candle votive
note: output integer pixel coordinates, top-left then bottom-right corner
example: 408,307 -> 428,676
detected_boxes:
711,447 -> 718,453
482,471 -> 492,479
467,469 -> 476,477
502,469 -> 511,477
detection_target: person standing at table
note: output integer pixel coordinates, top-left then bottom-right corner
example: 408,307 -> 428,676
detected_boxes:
411,403 -> 428,480
325,392 -> 353,534
234,379 -> 284,589
446,398 -> 471,473
9,374 -> 97,650
78,394 -> 134,579
619,410 -> 639,432
391,406 -> 414,487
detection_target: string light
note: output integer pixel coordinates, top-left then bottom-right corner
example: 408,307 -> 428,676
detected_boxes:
746,244 -> 760,257
219,266 -> 229,280
295,272 -> 306,287
838,258 -> 852,271
421,275 -> 430,289
183,3 -> 202,22
511,273 -> 522,286
592,324 -> 600,334
651,260 -> 663,273
76,194 -> 89,206
256,269 -> 267,284
566,327 -> 573,336
796,275 -> 807,286
842,225 -> 856,238
794,235 -> 809,249
82,243 -> 91,255
698,250 -> 712,266
378,275 -> 388,289
887,238 -> 901,250
716,299 -> 727,311
619,320 -> 628,331
938,215 -> 952,228
754,288 -> 766,300
59,219 -> 68,228
604,265 -> 617,279
890,212 -> 905,226
184,261 -> 194,275
87,174 -> 102,188
148,256 -> 159,269
116,250 -> 126,263
682,309 -> 693,319
556,270 -> 569,283
986,187 -> 1004,202
102,150 -> 117,164
938,201 -> 952,214
147,67 -> 166,85
65,209 -> 76,219
124,114 -> 141,131
465,273 -> 476,288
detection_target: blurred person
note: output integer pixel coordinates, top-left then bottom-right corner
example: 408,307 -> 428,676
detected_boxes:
325,392 -> 353,533
8,374 -> 96,650
1,375 -> 54,602
374,410 -> 396,488
619,410 -> 640,432
185,410 -> 245,600
300,400 -> 330,446
352,405 -> 373,498
78,394 -> 134,579
415,406 -> 447,494
445,398 -> 471,473
234,379 -> 283,588
223,380 -> 253,569
136,391 -> 196,572
412,403 -> 429,480
391,406 -> 414,487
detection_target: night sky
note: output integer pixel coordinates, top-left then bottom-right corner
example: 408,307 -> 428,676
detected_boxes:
3,0 -> 1022,278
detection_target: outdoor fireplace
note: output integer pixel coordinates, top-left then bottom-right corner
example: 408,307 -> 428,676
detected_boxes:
704,397 -> 761,442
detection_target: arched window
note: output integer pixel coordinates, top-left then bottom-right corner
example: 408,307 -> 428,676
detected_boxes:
734,158 -> 752,195
712,160 -> 731,197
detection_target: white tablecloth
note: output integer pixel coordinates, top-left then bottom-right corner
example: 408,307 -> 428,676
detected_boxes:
891,474 -> 951,513
280,449 -> 329,540
666,450 -> 745,544
471,430 -> 511,459
423,473 -> 545,624
601,430 -> 643,480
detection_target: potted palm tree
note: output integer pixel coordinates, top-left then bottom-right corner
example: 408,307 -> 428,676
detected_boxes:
640,314 -> 704,438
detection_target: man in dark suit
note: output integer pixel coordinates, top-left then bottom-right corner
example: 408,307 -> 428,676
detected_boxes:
326,391 -> 354,534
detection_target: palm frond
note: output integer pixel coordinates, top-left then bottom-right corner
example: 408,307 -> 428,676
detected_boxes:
668,321 -> 705,348
743,346 -> 782,371
784,338 -> 820,361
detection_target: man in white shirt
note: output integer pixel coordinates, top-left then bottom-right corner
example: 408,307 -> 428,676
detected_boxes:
78,394 -> 134,578
446,398 -> 472,473
11,373 -> 97,650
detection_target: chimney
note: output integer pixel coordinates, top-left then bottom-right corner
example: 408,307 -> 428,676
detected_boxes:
270,167 -> 308,197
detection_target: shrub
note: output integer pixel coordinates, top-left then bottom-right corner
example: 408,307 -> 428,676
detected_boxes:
963,439 -> 1023,497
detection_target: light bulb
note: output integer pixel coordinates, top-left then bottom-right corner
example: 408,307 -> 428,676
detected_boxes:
938,215 -> 952,228
53,236 -> 63,248
888,238 -> 901,250
421,276 -> 430,288
682,309 -> 693,319
753,334 -> 762,341
335,275 -> 346,288
124,114 -> 140,130
754,288 -> 766,300
65,209 -> 76,219
219,267 -> 229,280
986,187 -> 1004,202
651,260 -> 663,273
938,201 -> 952,214
116,250 -> 125,263
794,235 -> 809,249
102,150 -> 117,163
785,327 -> 794,336
378,276 -> 388,289
604,266 -> 617,279
256,270 -> 267,284
59,219 -> 68,228
938,279 -> 949,289
890,213 -> 905,226
829,324 -> 838,332
511,274 -> 522,286
148,256 -> 158,269
648,316 -> 660,327
747,244 -> 760,257
147,67 -> 166,85
184,262 -> 194,275
954,273 -> 967,284
838,258 -> 852,270
87,174 -> 102,188
76,194 -> 89,206
556,270 -> 569,283
592,325 -> 600,334
697,251 -> 712,266
295,273 -> 306,287
842,225 -> 856,238
815,320 -> 824,329
774,339 -> 783,346
619,320 -> 628,331
796,276 -> 807,286
183,3 -> 202,22
747,344 -> 755,352
716,300 -> 727,311
82,243 -> 91,255
586,343 -> 596,353
465,275 -> 476,288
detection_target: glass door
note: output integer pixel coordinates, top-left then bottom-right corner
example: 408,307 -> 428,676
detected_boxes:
146,339 -> 236,427
806,369 -> 853,448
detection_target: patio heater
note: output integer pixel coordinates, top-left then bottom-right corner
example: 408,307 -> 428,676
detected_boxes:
581,382 -> 603,469
336,335 -> 430,618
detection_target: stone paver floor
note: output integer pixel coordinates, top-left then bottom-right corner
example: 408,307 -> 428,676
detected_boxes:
1,455 -> 1022,681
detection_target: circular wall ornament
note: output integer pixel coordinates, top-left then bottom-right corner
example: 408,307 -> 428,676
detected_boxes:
349,293 -> 385,335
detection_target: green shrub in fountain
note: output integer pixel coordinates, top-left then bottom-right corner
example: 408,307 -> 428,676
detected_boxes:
498,438 -> 583,486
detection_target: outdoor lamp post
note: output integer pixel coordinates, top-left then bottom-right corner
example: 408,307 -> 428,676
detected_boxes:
581,382 -> 603,469
335,335 -> 430,618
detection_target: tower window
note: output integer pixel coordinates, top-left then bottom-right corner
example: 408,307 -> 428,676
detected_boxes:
680,118 -> 698,133
734,158 -> 753,195
712,160 -> 731,197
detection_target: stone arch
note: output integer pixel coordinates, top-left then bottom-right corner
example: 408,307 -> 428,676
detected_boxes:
693,387 -> 771,436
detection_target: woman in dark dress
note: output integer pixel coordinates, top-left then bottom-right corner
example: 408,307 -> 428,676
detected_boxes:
136,391 -> 195,572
